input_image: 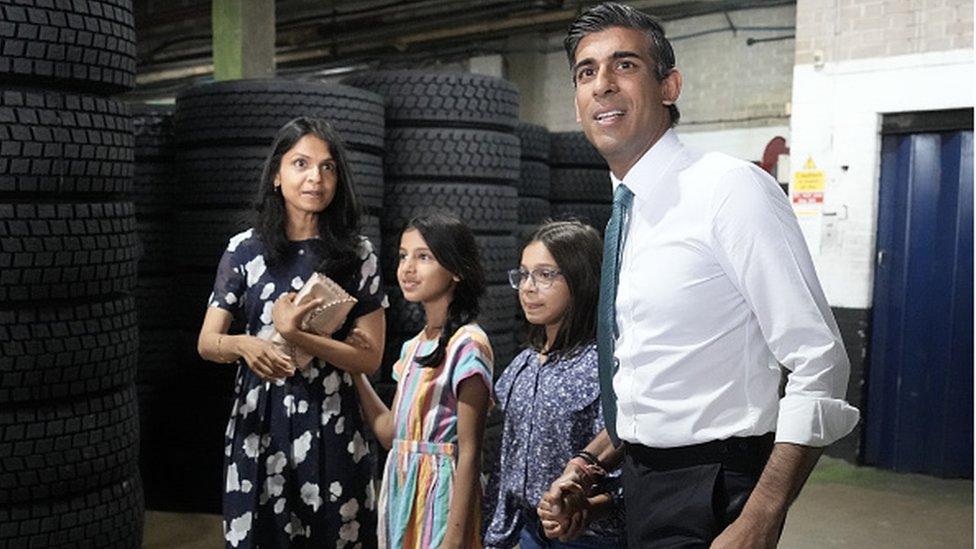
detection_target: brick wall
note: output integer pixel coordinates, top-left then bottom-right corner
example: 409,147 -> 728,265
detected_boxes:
796,0 -> 974,64
667,5 -> 796,133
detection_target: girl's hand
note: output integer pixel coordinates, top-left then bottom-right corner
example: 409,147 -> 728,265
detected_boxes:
272,292 -> 323,338
344,327 -> 374,351
236,336 -> 295,381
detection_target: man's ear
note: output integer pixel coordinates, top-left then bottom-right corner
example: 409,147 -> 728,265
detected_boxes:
661,68 -> 682,106
574,93 -> 582,124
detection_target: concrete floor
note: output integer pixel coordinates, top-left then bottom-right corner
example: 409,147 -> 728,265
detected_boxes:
143,457 -> 972,548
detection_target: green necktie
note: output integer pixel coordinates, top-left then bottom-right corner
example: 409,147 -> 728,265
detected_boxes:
597,183 -> 633,446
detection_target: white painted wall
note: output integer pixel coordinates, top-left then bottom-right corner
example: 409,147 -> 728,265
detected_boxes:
790,49 -> 974,308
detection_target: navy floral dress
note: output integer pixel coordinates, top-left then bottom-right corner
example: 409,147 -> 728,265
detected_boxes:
484,344 -> 624,548
208,228 -> 387,548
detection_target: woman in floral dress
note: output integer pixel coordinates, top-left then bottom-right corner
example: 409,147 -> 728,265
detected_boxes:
197,117 -> 386,548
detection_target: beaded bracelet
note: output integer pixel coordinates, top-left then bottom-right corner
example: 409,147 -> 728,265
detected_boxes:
568,456 -> 608,492
574,450 -> 601,467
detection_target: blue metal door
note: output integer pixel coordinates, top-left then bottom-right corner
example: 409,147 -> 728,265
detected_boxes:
866,129 -> 973,477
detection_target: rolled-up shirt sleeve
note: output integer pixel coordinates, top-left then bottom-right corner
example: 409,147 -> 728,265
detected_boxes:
710,165 -> 860,447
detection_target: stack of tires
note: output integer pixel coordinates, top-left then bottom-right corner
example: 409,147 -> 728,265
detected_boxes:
151,80 -> 385,512
549,132 -> 612,232
343,71 -> 521,387
514,122 -> 552,243
128,103 -> 188,510
0,0 -> 143,546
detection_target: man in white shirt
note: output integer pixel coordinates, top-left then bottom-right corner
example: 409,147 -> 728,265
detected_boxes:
537,3 -> 860,548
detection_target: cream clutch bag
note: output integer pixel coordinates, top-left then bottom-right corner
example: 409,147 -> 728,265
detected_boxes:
271,273 -> 357,370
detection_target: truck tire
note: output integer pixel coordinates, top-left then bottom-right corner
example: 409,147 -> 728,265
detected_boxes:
343,71 -> 518,131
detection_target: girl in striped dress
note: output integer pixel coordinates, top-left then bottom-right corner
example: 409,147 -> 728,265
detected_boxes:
349,212 -> 493,548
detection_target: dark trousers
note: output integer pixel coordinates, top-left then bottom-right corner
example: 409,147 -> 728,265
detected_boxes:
621,434 -> 774,549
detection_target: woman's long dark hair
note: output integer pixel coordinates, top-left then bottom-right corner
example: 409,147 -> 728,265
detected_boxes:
253,117 -> 363,286
406,212 -> 486,368
524,220 -> 603,360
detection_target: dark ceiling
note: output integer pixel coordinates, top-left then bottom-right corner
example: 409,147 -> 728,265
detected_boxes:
131,0 -> 794,99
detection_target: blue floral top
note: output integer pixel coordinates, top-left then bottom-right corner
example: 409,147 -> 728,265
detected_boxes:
484,344 -> 624,548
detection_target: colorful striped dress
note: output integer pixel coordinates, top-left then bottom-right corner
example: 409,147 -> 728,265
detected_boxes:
378,323 -> 494,548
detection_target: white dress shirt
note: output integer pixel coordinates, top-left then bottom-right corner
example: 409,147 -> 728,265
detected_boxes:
611,129 -> 859,448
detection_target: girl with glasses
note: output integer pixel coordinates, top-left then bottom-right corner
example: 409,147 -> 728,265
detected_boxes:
485,220 -> 624,548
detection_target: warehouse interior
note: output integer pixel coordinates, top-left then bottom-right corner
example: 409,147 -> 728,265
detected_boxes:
0,0 -> 971,547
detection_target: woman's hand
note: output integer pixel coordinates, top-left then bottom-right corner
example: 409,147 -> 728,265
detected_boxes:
235,336 -> 295,381
271,292 -> 323,339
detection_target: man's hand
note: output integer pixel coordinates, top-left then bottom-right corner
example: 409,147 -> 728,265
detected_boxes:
712,442 -> 821,548
537,464 -> 591,541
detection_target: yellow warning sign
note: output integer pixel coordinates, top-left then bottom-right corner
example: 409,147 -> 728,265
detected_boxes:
792,156 -> 825,203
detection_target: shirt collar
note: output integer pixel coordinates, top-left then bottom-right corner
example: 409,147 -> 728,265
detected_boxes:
610,128 -> 682,199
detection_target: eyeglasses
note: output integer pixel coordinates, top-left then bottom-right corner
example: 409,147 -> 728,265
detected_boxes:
508,268 -> 563,290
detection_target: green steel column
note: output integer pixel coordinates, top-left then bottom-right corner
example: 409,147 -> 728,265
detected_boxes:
212,0 -> 275,81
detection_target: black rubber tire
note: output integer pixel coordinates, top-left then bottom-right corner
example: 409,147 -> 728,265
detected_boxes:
0,1 -> 136,93
176,146 -> 384,210
480,284 -> 518,334
550,202 -> 612,233
136,329 -> 180,389
386,284 -> 515,337
550,167 -> 612,203
136,216 -> 173,275
0,473 -> 144,548
362,215 -> 381,253
131,161 -> 174,216
516,223 -> 539,245
514,122 -> 550,162
487,330 -> 517,374
518,197 -> 550,225
549,132 -> 606,167
0,297 -> 137,404
0,88 -> 133,196
384,128 -> 520,183
0,202 -> 138,302
382,182 -> 517,235
382,233 -> 516,285
518,160 -> 550,199
343,71 -> 519,131
483,421 -> 503,473
380,335 -> 408,383
135,275 -> 178,330
0,386 -> 140,506
174,146 -> 270,208
383,285 -> 424,337
478,235 -> 519,285
174,80 -> 384,152
347,150 -> 384,212
173,209 -> 250,271
132,103 -> 174,159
